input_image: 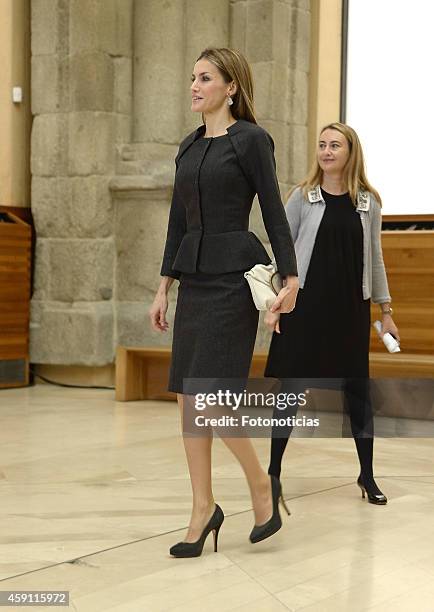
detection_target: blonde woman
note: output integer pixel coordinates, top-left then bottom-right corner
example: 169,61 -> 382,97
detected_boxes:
265,123 -> 399,504
150,47 -> 298,556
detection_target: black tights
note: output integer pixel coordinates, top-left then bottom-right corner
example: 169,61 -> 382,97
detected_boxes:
268,379 -> 382,493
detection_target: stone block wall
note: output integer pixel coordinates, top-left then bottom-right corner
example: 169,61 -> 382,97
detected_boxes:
30,0 -> 311,365
230,0 -> 311,348
30,0 -> 133,365
231,0 -> 310,234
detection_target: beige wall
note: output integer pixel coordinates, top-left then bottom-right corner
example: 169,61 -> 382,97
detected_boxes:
0,0 -> 31,207
308,0 -> 342,166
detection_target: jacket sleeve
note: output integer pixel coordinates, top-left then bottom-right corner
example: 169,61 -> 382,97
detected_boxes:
285,187 -> 303,242
238,129 -> 297,277
160,176 -> 186,279
370,197 -> 391,303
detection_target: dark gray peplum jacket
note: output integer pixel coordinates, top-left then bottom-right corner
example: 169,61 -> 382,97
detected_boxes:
160,119 -> 297,279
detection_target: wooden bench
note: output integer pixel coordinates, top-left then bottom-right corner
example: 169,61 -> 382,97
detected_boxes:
115,346 -> 434,402
116,229 -> 434,402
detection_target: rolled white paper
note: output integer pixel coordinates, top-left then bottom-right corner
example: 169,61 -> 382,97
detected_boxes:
373,320 -> 401,353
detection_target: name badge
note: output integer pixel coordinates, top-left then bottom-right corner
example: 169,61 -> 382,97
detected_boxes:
356,191 -> 370,211
308,186 -> 323,203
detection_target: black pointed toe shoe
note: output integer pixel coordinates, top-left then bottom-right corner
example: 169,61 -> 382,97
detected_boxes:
357,476 -> 387,505
249,476 -> 290,544
169,504 -> 224,558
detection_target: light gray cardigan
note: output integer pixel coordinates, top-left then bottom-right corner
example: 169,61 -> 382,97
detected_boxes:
286,186 -> 391,303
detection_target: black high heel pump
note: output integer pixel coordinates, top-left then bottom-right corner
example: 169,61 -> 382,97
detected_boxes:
357,476 -> 387,505
249,476 -> 290,544
169,504 -> 224,558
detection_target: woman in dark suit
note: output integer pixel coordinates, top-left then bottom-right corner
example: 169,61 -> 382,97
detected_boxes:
150,47 -> 298,557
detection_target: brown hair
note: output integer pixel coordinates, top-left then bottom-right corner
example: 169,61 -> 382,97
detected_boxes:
197,47 -> 256,124
294,122 -> 382,206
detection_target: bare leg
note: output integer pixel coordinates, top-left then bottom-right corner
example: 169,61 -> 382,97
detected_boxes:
220,436 -> 272,525
179,394 -> 216,542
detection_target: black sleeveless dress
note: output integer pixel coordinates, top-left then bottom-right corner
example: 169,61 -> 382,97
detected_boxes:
265,190 -> 371,379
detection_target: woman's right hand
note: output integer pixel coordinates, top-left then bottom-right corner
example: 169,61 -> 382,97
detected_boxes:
149,292 -> 169,332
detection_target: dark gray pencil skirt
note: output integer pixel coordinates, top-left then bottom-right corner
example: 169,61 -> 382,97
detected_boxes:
168,271 -> 259,394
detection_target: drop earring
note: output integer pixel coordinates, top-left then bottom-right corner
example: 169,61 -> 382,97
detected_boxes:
227,94 -> 233,106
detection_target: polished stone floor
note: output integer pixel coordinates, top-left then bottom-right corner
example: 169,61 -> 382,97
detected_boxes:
0,385 -> 433,611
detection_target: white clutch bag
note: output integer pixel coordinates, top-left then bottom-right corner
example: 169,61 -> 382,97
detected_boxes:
244,263 -> 282,311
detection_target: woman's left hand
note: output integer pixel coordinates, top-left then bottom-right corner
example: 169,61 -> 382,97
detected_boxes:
270,275 -> 299,314
264,310 -> 281,334
380,315 -> 400,342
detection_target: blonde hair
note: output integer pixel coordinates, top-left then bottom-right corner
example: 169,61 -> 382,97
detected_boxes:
294,122 -> 382,206
196,47 -> 256,124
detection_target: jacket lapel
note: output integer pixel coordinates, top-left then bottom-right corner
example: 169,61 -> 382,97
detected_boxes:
175,125 -> 205,166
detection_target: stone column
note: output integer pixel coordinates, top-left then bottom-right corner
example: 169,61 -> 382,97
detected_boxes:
30,0 -> 133,366
230,0 -> 311,348
111,0 -> 230,349
133,0 -> 230,142
231,0 -> 310,193
29,0 -> 310,364
182,0 -> 230,133
133,0 -> 185,144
